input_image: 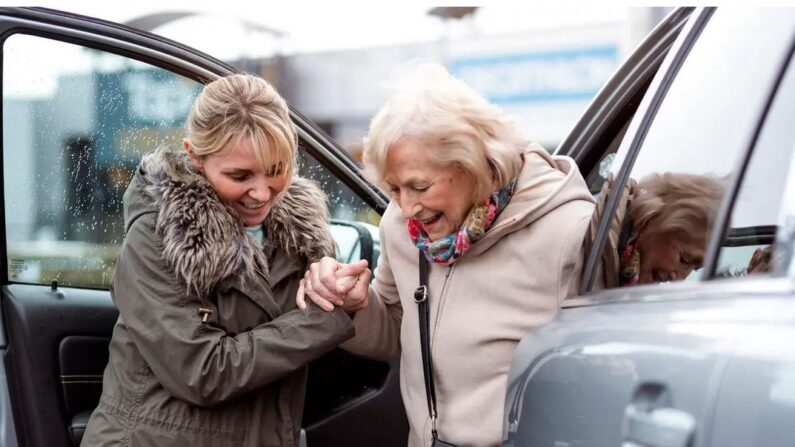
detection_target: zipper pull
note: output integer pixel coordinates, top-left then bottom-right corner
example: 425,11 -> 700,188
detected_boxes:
198,307 -> 213,323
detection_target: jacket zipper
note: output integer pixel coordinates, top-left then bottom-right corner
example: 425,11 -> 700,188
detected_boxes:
430,264 -> 454,353
424,264 -> 453,439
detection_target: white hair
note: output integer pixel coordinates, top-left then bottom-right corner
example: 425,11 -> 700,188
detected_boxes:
363,62 -> 527,203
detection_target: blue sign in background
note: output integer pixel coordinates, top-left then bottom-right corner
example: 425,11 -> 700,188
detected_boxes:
448,46 -> 619,105
95,69 -> 201,166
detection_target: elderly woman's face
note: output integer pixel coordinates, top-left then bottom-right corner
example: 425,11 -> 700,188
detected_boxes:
383,139 -> 476,241
637,229 -> 705,284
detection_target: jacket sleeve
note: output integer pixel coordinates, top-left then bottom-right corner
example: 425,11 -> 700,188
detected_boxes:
340,220 -> 402,361
112,213 -> 355,407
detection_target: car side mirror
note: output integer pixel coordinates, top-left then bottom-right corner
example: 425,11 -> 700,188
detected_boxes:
329,219 -> 380,270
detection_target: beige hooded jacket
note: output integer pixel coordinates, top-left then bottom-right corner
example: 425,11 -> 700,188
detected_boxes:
343,145 -> 595,447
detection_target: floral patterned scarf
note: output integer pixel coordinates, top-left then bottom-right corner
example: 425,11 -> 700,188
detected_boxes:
618,214 -> 640,286
408,178 -> 518,265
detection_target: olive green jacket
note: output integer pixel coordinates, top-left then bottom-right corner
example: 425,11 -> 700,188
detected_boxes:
81,149 -> 354,447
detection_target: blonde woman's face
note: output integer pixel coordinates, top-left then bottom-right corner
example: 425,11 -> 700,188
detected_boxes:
184,138 -> 289,227
383,139 -> 475,241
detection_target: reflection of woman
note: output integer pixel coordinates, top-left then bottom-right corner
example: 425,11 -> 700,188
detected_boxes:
297,64 -> 595,446
586,172 -> 724,288
82,74 -> 353,446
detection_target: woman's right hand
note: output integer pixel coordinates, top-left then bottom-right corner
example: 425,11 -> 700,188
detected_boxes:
296,256 -> 371,313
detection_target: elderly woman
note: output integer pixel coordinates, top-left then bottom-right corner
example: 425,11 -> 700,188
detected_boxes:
586,172 -> 725,288
297,64 -> 595,447
81,74 -> 353,446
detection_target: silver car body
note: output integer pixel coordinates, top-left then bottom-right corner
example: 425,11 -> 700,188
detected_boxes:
504,7 -> 795,447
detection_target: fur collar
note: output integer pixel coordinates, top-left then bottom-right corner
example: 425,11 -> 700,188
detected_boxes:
136,148 -> 335,298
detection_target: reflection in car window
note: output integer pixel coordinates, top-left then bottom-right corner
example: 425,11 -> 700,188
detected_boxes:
715,50 -> 795,279
4,34 -> 202,289
588,9 -> 795,291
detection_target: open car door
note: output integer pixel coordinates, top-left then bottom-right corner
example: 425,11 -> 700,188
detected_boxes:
0,7 -> 407,447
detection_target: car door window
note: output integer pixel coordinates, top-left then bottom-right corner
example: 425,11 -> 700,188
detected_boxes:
4,33 -> 380,290
2,22 -> 400,447
714,50 -> 795,279
297,150 -> 381,267
590,9 -> 795,290
4,34 -> 203,289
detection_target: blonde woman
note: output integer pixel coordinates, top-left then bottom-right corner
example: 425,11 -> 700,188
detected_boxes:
81,74 -> 354,447
297,64 -> 596,446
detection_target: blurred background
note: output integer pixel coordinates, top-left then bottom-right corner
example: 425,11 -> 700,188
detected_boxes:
10,4 -> 673,154
4,4 -> 673,287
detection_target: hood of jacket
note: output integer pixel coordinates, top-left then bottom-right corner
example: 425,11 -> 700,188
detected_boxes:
122,148 -> 335,299
466,143 -> 595,257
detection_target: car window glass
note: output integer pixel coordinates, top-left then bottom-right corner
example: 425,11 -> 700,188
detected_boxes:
584,119 -> 629,196
714,52 -> 795,279
4,34 -> 202,289
4,34 -> 380,289
297,150 -> 381,267
590,9 -> 795,291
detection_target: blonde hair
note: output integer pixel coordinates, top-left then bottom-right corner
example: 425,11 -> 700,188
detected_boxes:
631,172 -> 726,244
363,63 -> 526,204
186,73 -> 296,181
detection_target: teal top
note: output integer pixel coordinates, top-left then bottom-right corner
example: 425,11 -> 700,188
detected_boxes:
245,225 -> 265,245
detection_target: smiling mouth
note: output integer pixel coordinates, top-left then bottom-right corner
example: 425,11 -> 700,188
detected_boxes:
418,213 -> 442,226
240,202 -> 265,210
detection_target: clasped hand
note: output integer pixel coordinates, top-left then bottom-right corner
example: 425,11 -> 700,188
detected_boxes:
296,256 -> 371,312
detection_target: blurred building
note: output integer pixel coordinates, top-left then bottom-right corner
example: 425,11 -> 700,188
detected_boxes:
238,7 -> 672,156
3,7 -> 671,256
9,7 -> 672,175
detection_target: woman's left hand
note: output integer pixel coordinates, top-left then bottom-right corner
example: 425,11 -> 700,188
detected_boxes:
296,258 -> 370,312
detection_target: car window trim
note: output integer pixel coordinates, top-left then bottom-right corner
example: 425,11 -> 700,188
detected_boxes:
564,274 -> 794,309
1,7 -> 238,77
0,21 -> 222,80
703,37 -> 795,280
579,7 -> 716,294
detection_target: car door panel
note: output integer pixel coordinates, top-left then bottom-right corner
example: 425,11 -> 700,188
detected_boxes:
304,357 -> 408,446
1,8 -> 405,447
708,292 -> 795,447
505,289 -> 732,447
0,349 -> 19,447
58,336 -> 112,422
2,285 -> 117,447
